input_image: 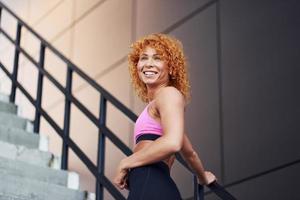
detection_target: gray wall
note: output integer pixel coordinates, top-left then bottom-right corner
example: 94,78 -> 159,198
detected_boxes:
179,0 -> 299,199
219,1 -> 300,199
135,0 -> 300,199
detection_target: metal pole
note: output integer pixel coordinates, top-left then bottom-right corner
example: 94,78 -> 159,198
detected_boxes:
33,43 -> 45,133
10,22 -> 22,103
194,175 -> 198,200
96,95 -> 107,200
61,67 -> 73,170
0,7 -> 2,26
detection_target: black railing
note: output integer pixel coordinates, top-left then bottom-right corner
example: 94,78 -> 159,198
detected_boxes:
0,2 -> 236,200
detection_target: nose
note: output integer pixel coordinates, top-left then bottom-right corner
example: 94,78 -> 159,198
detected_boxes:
145,58 -> 155,68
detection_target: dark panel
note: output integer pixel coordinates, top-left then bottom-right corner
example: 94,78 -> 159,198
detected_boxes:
170,4 -> 221,198
136,0 -> 211,38
226,164 -> 300,200
221,0 -> 300,185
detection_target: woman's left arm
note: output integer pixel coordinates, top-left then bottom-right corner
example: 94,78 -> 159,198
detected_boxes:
180,133 -> 216,185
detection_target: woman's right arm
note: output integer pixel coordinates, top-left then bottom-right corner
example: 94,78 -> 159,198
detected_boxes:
180,133 -> 216,185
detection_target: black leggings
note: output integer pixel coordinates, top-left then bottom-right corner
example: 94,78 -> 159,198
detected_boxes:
127,162 -> 182,200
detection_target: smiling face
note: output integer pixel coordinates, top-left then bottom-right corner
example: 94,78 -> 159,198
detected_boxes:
128,34 -> 190,102
137,46 -> 170,90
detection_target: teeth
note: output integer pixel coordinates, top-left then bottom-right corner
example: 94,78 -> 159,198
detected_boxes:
144,71 -> 156,75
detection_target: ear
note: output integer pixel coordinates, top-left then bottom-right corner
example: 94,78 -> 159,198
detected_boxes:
169,66 -> 176,76
168,66 -> 173,76
169,70 -> 176,80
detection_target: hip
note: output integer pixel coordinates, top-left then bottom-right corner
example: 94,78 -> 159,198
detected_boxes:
127,161 -> 181,200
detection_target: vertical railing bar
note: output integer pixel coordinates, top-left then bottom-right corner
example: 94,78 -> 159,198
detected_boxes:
96,95 -> 107,200
9,22 -> 22,103
33,43 -> 46,133
193,175 -> 198,200
0,7 -> 2,26
0,6 -> 1,84
61,66 -> 73,170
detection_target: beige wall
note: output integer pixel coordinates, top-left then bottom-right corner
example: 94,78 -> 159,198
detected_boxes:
0,1 -> 136,198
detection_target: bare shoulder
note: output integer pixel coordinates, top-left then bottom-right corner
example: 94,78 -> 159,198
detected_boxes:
156,87 -> 185,108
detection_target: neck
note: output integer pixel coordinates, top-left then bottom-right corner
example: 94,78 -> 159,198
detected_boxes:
146,83 -> 169,102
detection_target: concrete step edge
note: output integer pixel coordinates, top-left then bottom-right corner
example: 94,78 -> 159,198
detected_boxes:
0,173 -> 86,200
0,125 -> 39,148
0,101 -> 17,114
39,134 -> 49,152
0,93 -> 9,103
0,140 -> 53,167
0,124 -> 49,151
86,193 -> 96,200
68,171 -> 80,190
0,112 -> 32,131
0,153 -> 81,190
0,156 -> 69,187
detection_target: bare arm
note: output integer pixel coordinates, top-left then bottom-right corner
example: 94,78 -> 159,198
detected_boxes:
180,133 -> 216,185
119,87 -> 185,170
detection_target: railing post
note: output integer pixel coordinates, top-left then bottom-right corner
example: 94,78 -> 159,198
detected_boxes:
96,95 -> 107,200
195,176 -> 205,200
194,176 -> 198,200
9,22 -> 22,103
61,66 -> 73,170
33,43 -> 46,133
0,7 -> 2,26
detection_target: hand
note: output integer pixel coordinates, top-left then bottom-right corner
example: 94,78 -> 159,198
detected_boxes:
198,171 -> 217,185
113,160 -> 129,190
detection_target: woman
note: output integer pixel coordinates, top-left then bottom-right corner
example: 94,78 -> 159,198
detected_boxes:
114,33 -> 216,199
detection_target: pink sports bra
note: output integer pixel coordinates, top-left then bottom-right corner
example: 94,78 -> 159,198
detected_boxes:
134,103 -> 163,144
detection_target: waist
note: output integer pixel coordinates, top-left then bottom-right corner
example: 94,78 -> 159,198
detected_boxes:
133,134 -> 175,168
132,161 -> 170,175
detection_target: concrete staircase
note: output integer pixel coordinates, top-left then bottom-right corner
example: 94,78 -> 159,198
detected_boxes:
0,93 -> 90,200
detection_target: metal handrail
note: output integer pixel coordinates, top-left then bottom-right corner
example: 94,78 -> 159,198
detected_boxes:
0,2 -> 235,199
0,62 -> 125,199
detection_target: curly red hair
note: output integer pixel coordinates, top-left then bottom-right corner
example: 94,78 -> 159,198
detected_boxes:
128,33 -> 191,102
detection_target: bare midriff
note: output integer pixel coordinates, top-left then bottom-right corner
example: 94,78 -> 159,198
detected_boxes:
133,140 -> 175,169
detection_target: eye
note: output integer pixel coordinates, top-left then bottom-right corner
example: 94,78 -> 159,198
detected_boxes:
153,56 -> 161,60
139,56 -> 147,61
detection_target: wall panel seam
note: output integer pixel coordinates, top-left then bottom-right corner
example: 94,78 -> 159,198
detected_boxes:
216,0 -> 225,183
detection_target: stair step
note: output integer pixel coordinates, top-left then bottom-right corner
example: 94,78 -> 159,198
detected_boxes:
0,93 -> 9,103
0,140 -> 52,167
0,125 -> 40,149
0,101 -> 17,114
0,112 -> 31,131
0,173 -> 85,200
0,156 -> 69,187
0,95 -> 83,197
0,194 -> 27,200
